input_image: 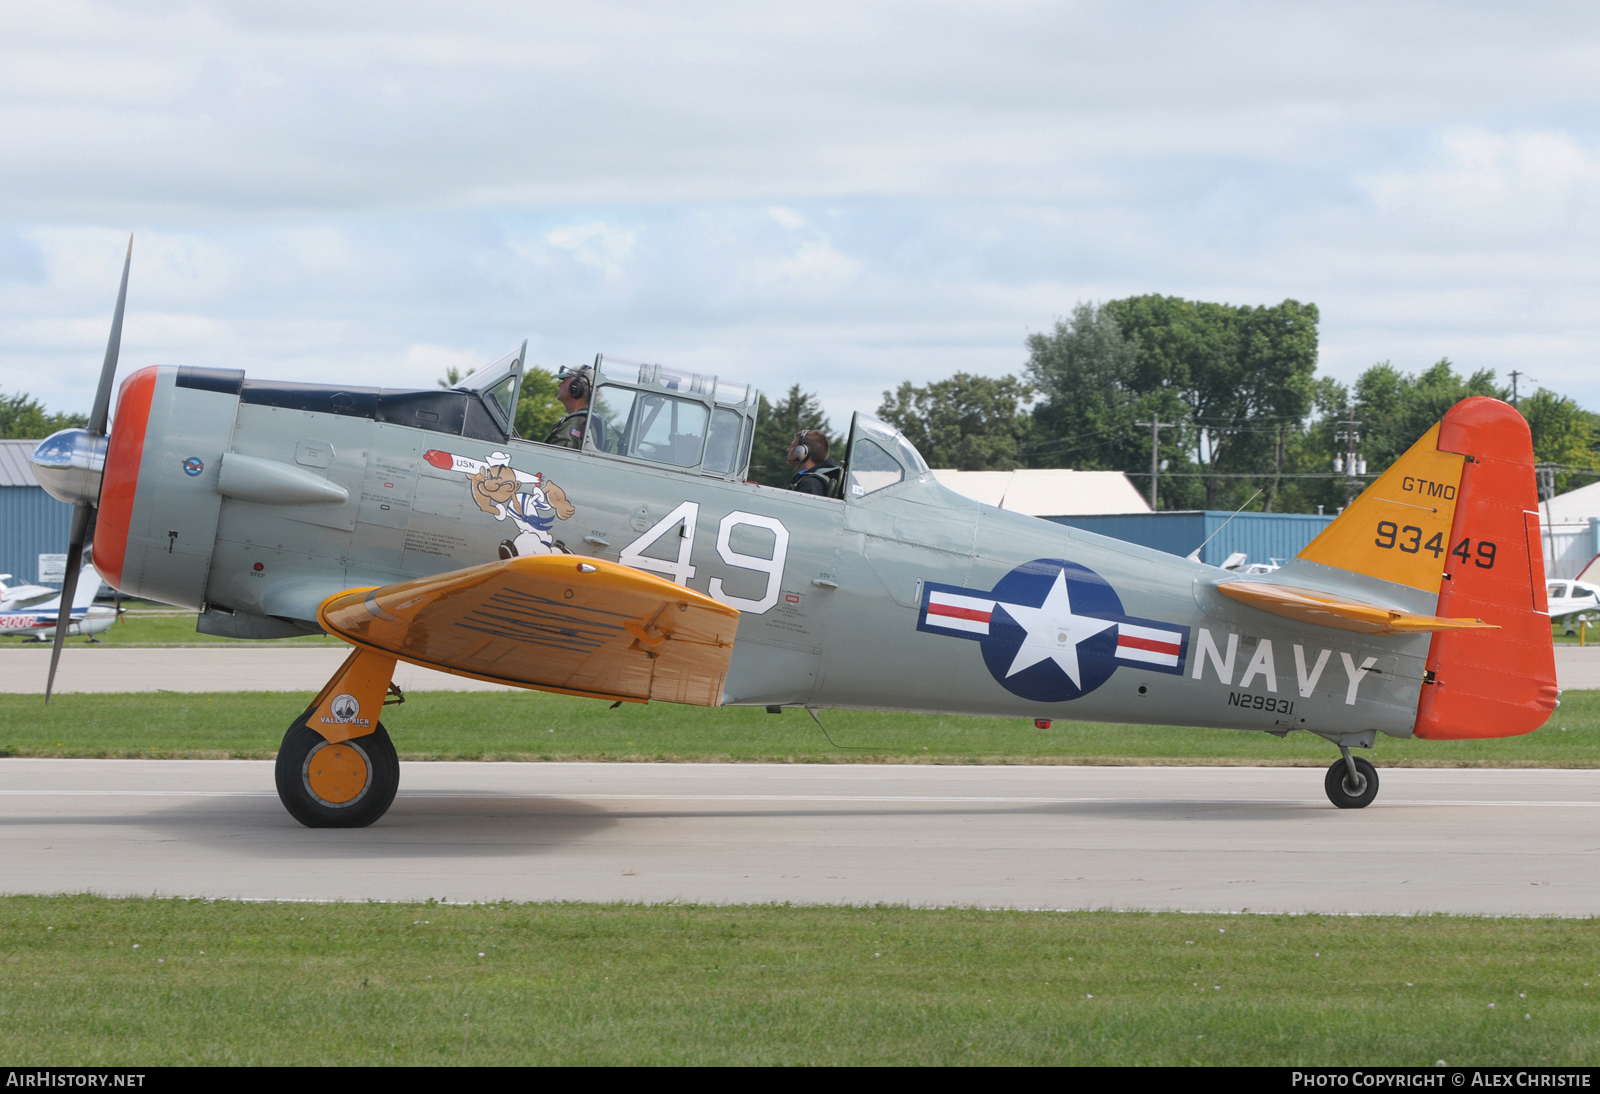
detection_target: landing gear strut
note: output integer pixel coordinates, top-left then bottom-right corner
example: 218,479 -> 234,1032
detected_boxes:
1324,746 -> 1379,809
274,646 -> 402,828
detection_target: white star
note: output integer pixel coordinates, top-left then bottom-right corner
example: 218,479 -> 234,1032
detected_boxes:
999,569 -> 1116,687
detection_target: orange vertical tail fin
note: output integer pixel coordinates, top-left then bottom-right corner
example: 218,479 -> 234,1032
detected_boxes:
1296,396 -> 1557,738
1413,397 -> 1558,738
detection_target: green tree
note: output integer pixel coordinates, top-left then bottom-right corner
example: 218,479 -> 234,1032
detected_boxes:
749,384 -> 833,487
1021,303 -> 1189,492
1292,359 -> 1507,514
1352,358 -> 1504,473
0,389 -> 86,439
1520,388 -> 1599,494
1104,295 -> 1319,510
876,373 -> 1033,471
514,367 -> 565,442
1024,297 -> 1318,511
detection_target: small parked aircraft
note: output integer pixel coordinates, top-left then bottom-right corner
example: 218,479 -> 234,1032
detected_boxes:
1546,578 -> 1599,630
0,560 -> 116,641
30,241 -> 1560,826
0,575 -> 58,613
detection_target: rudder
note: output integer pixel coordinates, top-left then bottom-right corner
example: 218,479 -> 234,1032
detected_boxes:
1414,398 -> 1557,738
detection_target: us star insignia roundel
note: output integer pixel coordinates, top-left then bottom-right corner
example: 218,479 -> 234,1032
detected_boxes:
916,558 -> 1191,702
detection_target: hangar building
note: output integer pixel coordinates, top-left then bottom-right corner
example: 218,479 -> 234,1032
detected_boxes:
931,468 -> 1334,568
0,438 -> 73,588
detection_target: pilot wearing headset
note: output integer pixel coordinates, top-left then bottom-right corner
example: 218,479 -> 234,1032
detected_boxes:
784,429 -> 841,496
545,364 -> 613,452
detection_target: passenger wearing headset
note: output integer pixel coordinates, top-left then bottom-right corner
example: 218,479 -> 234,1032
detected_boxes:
784,429 -> 841,496
545,364 -> 613,451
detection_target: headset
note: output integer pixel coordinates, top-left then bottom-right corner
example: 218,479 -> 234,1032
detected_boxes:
788,430 -> 810,465
558,365 -> 591,401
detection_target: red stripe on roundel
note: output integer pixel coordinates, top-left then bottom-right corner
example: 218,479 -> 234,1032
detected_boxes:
94,367 -> 158,590
1118,635 -> 1179,655
928,603 -> 991,623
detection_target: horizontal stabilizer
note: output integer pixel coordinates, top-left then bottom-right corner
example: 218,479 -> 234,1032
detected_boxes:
318,555 -> 741,706
1217,581 -> 1497,636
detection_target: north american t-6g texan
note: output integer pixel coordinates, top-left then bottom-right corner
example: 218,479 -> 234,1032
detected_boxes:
31,242 -> 1559,826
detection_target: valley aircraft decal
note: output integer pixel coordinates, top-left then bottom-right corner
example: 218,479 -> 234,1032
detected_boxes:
917,558 -> 1190,702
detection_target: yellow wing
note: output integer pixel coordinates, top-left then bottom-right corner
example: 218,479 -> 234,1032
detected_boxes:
317,555 -> 740,706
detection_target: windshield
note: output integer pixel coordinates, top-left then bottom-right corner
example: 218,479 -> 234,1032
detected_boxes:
454,343 -> 525,426
843,413 -> 929,499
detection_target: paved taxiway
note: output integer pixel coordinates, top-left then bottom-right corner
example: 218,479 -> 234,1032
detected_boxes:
3,760 -> 1597,915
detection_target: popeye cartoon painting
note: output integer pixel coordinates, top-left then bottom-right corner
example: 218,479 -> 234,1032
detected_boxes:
423,448 -> 576,558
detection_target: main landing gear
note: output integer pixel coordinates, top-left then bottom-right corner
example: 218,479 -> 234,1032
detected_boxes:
275,646 -> 403,828
1324,746 -> 1379,809
275,717 -> 399,828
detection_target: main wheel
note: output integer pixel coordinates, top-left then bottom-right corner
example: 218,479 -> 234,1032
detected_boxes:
1324,755 -> 1379,809
274,718 -> 400,828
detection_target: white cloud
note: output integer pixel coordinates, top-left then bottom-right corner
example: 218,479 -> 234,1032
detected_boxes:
543,221 -> 638,278
751,239 -> 861,293
4,2 -> 1600,425
1362,129 -> 1600,216
400,343 -> 488,388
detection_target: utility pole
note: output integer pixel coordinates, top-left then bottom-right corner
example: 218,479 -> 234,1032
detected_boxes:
1334,417 -> 1365,508
1265,422 -> 1285,513
1135,418 -> 1177,510
1537,463 -> 1557,579
1509,370 -> 1523,408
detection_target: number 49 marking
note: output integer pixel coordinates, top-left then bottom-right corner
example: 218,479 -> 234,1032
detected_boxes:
1450,537 -> 1497,569
618,502 -> 791,614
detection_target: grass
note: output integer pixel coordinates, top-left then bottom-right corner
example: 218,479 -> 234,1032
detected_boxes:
1,688 -> 1598,766
5,608 -> 342,648
1553,623 -> 1598,645
1,895 -> 1597,1065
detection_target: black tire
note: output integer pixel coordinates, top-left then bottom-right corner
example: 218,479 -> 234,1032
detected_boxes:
1324,755 -> 1379,809
274,718 -> 399,828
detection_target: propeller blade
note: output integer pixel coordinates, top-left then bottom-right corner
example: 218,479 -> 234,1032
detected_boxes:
49,236 -> 131,700
45,502 -> 93,703
86,235 -> 132,437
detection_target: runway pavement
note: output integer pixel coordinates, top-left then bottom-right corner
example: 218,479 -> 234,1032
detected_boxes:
3,759 -> 1597,915
5,645 -> 1600,692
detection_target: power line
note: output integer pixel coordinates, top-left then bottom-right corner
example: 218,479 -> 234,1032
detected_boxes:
1124,472 -> 1375,479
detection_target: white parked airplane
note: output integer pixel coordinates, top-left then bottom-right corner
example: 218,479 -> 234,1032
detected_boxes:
0,575 -> 61,612
1546,577 -> 1600,631
0,561 -> 117,641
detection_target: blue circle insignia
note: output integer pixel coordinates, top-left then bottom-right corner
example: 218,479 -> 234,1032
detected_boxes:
182,457 -> 204,476
978,559 -> 1126,703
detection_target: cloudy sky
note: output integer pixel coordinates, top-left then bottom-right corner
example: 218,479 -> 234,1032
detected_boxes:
3,1 -> 1598,431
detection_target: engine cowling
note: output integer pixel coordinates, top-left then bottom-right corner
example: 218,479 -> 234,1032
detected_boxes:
78,365 -> 243,609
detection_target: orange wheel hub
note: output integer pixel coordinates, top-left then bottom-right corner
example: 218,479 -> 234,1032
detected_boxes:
305,742 -> 370,805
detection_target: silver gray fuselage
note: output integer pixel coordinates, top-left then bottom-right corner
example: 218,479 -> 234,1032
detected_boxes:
121,367 -> 1426,743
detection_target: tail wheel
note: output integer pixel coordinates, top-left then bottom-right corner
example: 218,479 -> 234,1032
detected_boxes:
1324,755 -> 1379,809
274,718 -> 399,828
